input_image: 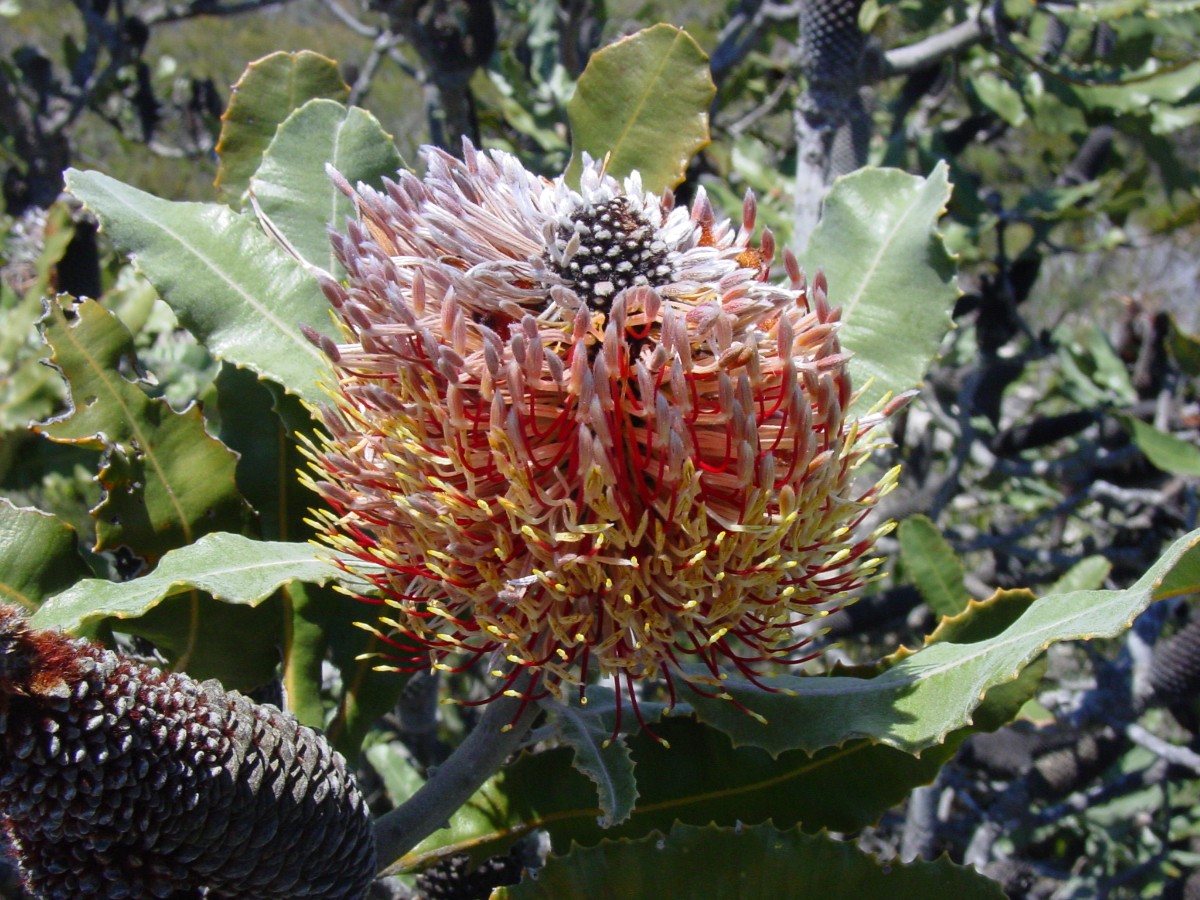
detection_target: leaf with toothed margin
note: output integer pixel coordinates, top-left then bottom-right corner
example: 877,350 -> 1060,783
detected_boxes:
542,691 -> 640,828
215,50 -> 349,204
35,296 -> 250,562
683,527 -> 1200,756
898,513 -> 971,618
64,170 -> 336,409
250,98 -> 403,277
29,533 -> 381,690
397,673 -> 1030,873
495,822 -> 1005,899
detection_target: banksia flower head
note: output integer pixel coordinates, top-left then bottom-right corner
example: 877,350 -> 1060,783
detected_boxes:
0,607 -> 375,899
305,141 -> 905,728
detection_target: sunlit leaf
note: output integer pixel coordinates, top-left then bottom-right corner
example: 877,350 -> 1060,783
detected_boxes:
215,50 -> 349,203
250,99 -> 403,275
566,24 -> 715,192
684,527 -> 1200,755
65,170 -> 335,407
802,164 -> 958,413
1120,414 -> 1200,477
35,297 -> 248,560
30,533 -> 340,634
401,688 -> 1026,871
898,514 -> 971,617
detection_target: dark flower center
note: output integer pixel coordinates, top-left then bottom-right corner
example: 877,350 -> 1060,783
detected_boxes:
551,198 -> 673,315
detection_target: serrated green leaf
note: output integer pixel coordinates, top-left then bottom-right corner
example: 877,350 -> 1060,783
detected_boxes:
397,655 -> 1038,871
29,534 -> 343,689
250,99 -> 403,275
64,170 -> 336,407
215,50 -> 350,203
898,514 -> 971,617
1120,414 -> 1200,476
925,589 -> 1036,646
683,527 -> 1200,756
566,24 -> 715,192
403,699 -> 1020,871
545,697 -> 639,828
801,164 -> 958,413
30,533 -> 340,634
498,823 -> 1004,900
35,297 -> 248,559
0,501 -> 91,612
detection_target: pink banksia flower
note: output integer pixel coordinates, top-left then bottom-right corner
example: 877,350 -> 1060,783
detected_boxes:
303,141 -> 905,732
0,606 -> 376,899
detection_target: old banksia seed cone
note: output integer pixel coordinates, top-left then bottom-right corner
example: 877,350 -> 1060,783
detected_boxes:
0,607 -> 375,898
304,142 -> 906,725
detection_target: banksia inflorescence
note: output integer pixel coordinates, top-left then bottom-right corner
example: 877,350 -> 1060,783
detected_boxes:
304,142 -> 906,728
0,607 -> 375,899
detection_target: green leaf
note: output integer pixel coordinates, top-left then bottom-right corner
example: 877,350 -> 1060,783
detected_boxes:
118,593 -> 285,689
404,708 -> 1010,870
366,742 -> 426,806
1167,316 -> 1200,376
970,73 -> 1027,127
566,24 -> 715,193
0,501 -> 91,613
801,164 -> 958,413
250,99 -> 403,275
213,365 -> 314,543
28,534 -> 362,688
291,580 -> 410,757
682,527 -> 1200,756
545,697 -> 639,828
64,170 -> 336,408
1120,414 -> 1200,477
1048,556 -> 1111,594
400,648 -> 1039,870
280,580 -> 331,729
30,533 -> 340,634
498,823 -> 1005,900
215,50 -> 350,204
924,589 -> 1036,646
898,514 -> 971,617
35,297 -> 248,559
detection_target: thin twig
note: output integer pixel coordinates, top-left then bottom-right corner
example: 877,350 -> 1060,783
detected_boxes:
1126,723 -> 1200,776
880,8 -> 991,79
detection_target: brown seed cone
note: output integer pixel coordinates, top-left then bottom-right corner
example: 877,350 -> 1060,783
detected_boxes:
0,608 -> 376,899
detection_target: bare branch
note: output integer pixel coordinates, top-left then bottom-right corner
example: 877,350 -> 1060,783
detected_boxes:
879,8 -> 991,79
322,0 -> 381,37
141,0 -> 295,26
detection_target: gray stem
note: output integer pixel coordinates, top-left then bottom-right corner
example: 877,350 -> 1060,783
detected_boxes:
371,681 -> 541,875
